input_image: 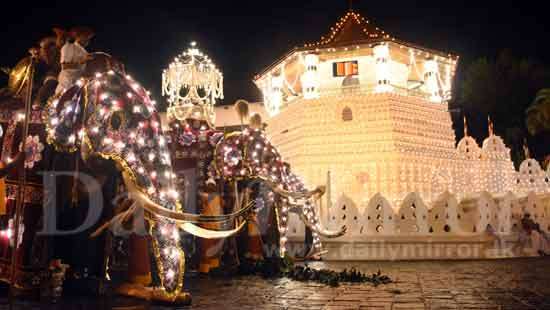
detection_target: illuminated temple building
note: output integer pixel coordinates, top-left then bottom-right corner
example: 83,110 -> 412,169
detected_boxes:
215,10 -> 550,260
253,10 -> 461,205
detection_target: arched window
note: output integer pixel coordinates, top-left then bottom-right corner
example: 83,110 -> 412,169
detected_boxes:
342,107 -> 353,122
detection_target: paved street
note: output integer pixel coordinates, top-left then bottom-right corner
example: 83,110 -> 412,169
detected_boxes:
1,258 -> 550,309
185,258 -> 550,310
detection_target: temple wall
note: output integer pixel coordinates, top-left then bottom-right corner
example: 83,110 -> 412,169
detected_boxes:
267,93 -> 458,205
263,78 -> 550,261
287,189 -> 550,242
266,91 -> 549,209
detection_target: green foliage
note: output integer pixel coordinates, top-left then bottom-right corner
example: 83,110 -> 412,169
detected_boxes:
526,89 -> 550,135
238,256 -> 392,287
458,50 -> 550,164
461,58 -> 498,114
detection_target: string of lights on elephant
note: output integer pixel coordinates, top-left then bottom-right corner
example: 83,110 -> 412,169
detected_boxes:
43,56 -> 342,294
45,71 -> 190,295
214,128 -> 345,256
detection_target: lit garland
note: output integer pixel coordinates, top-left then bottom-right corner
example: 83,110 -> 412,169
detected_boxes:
162,42 -> 223,125
303,10 -> 392,48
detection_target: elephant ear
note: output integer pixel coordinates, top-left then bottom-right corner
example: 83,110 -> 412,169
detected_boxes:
47,71 -> 177,207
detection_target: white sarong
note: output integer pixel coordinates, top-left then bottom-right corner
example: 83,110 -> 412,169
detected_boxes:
55,42 -> 88,96
55,69 -> 83,95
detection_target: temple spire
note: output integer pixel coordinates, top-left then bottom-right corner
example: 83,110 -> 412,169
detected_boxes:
523,138 -> 531,159
463,115 -> 469,137
488,115 -> 494,136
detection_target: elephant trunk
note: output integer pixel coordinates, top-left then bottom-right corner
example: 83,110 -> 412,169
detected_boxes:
298,200 -> 346,239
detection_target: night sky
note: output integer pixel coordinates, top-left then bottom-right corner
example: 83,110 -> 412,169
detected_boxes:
2,0 -> 549,107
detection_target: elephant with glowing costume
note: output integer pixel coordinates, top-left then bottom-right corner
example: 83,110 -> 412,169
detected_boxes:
45,69 -> 345,298
212,128 -> 346,258
45,71 -> 253,300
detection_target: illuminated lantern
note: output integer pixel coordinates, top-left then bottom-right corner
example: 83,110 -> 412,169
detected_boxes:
162,42 -> 223,125
266,75 -> 283,116
373,44 -> 392,93
423,59 -> 442,103
301,54 -> 320,100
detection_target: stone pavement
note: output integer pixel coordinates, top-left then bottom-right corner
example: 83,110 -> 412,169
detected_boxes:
184,258 -> 550,310
1,258 -> 550,309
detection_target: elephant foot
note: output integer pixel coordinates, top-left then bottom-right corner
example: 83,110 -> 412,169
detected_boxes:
151,288 -> 192,306
199,257 -> 220,274
115,283 -> 153,300
115,283 -> 192,306
303,248 -> 328,261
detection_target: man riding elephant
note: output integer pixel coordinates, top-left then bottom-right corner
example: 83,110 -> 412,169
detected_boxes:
55,27 -> 94,96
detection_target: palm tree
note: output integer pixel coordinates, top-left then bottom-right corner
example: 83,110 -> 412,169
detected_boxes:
526,89 -> 550,135
526,89 -> 550,168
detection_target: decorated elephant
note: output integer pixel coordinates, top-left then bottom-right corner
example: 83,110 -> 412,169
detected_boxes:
3,47 -> 345,303
45,70 -> 253,301
212,127 -> 347,258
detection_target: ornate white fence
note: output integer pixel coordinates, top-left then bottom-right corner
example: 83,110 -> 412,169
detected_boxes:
288,190 -> 550,240
287,189 -> 549,260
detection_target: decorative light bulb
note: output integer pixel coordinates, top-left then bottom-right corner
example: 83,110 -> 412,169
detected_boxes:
166,269 -> 175,280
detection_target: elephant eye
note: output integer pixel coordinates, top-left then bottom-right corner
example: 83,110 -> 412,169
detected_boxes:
109,112 -> 125,130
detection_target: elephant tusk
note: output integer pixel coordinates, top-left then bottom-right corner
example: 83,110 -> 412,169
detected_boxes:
303,247 -> 328,260
317,225 -> 347,238
299,213 -> 347,239
122,172 -> 253,224
179,221 -> 246,239
89,202 -> 138,238
263,178 -> 326,200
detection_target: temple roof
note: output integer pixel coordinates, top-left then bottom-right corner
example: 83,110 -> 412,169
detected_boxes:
303,10 -> 393,48
254,9 -> 458,81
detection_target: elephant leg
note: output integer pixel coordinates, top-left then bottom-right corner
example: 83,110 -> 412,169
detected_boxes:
299,199 -> 346,239
275,202 -> 289,257
150,219 -> 186,298
300,201 -> 323,256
